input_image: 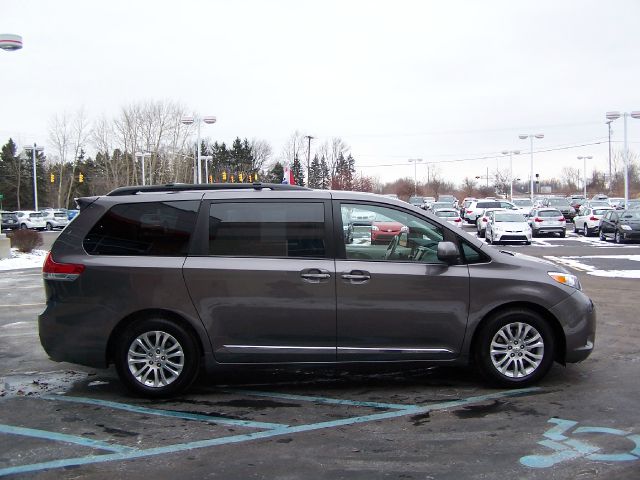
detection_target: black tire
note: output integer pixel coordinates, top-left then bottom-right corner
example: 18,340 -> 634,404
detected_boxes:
615,231 -> 623,244
474,308 -> 555,388
20,224 -> 27,230
525,241 -> 531,245
584,226 -> 592,237
599,230 -> 606,241
574,223 -> 581,234
115,317 -> 200,397
560,229 -> 566,238
46,223 -> 53,231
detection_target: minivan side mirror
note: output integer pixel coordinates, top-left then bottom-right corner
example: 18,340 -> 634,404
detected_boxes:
437,241 -> 459,264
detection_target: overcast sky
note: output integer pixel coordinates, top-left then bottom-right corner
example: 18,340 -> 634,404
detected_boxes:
2,0 -> 639,187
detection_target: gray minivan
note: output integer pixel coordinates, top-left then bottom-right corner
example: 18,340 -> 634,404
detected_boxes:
39,183 -> 595,397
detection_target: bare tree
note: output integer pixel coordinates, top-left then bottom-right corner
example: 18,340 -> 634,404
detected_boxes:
280,131 -> 306,167
560,166 -> 581,192
48,108 -> 90,207
249,139 -> 272,173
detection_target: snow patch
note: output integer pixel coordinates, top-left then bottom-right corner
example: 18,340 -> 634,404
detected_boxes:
0,249 -> 48,271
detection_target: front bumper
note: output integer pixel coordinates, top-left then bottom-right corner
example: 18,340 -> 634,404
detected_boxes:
549,289 -> 596,363
494,230 -> 532,242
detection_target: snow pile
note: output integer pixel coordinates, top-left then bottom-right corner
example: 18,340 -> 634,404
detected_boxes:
0,249 -> 48,271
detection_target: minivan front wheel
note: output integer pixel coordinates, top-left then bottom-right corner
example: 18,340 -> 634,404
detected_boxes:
115,317 -> 200,397
475,309 -> 555,387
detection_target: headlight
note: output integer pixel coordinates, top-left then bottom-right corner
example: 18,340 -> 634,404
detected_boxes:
621,225 -> 632,231
371,225 -> 379,231
548,271 -> 581,290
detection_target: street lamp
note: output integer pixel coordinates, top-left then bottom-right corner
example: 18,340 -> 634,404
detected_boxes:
605,111 -> 640,208
577,155 -> 593,199
501,150 -> 520,200
0,34 -> 23,51
135,152 -> 152,186
518,134 -> 544,201
408,158 -> 423,196
23,143 -> 44,211
181,114 -> 217,184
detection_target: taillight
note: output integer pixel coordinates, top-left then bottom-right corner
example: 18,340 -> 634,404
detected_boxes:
454,218 -> 462,222
466,210 -> 473,214
589,216 -> 598,221
482,217 -> 488,222
42,252 -> 85,281
559,217 -> 566,222
534,217 -> 544,222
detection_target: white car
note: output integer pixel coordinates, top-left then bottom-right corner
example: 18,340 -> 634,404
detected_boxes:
433,208 -> 463,227
511,198 -> 534,217
485,211 -> 532,245
41,209 -> 70,230
15,211 -> 46,230
476,208 -> 507,237
573,206 -> 614,236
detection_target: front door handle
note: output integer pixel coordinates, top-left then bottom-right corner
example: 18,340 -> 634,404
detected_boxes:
300,268 -> 331,284
341,270 -> 371,284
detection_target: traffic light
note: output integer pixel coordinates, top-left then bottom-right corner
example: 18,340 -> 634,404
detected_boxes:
208,175 -> 213,183
50,173 -> 55,183
222,171 -> 227,181
230,175 -> 235,183
254,172 -> 258,181
238,173 -> 244,182
79,172 -> 84,183
248,174 -> 253,182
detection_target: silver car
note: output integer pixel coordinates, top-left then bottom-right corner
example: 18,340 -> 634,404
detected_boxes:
39,183 -> 595,397
528,208 -> 567,237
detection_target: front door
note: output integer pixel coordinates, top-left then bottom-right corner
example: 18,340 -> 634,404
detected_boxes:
334,202 -> 470,362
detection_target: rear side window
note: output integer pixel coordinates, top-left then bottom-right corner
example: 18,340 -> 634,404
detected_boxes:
83,201 -> 199,256
477,201 -> 501,208
208,202 -> 326,258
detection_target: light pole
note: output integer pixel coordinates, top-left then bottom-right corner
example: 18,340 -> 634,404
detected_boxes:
202,155 -> 213,183
501,150 -> 520,200
577,155 -> 592,199
135,152 -> 152,186
0,34 -> 23,51
181,115 -> 217,184
605,119 -> 613,191
606,111 -> 640,208
23,143 -> 44,211
519,134 -> 544,201
304,135 -> 314,186
408,158 -> 423,196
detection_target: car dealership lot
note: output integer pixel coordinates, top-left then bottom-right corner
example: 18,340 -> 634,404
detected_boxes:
1,238 -> 639,479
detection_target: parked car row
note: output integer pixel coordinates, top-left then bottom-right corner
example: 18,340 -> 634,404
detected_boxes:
0,208 -> 79,231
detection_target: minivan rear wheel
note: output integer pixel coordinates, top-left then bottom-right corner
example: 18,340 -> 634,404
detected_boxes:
475,309 -> 555,387
115,317 -> 200,397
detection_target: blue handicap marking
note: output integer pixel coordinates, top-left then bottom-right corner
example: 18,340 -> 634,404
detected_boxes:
520,418 -> 640,468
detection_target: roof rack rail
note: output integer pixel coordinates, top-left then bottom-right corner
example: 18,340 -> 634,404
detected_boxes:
106,182 -> 311,196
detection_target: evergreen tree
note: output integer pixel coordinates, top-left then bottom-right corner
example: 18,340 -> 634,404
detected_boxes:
266,162 -> 284,184
320,155 -> 330,189
309,154 -> 322,188
0,139 -> 24,210
292,156 -> 305,186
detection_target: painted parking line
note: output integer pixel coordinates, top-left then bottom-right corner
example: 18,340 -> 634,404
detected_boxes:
0,387 -> 539,476
40,394 -> 285,430
0,424 -> 136,454
224,389 -> 416,410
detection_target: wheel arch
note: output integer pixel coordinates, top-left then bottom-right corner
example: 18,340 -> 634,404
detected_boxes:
469,301 -> 567,365
106,308 -> 206,366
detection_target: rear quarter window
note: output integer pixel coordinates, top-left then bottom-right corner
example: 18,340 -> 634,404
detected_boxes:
83,201 -> 199,256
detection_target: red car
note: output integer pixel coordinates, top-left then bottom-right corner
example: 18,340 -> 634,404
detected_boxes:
371,217 -> 408,244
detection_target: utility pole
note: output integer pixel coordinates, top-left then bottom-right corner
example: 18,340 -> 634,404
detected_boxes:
304,135 -> 314,186
606,120 -> 613,191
